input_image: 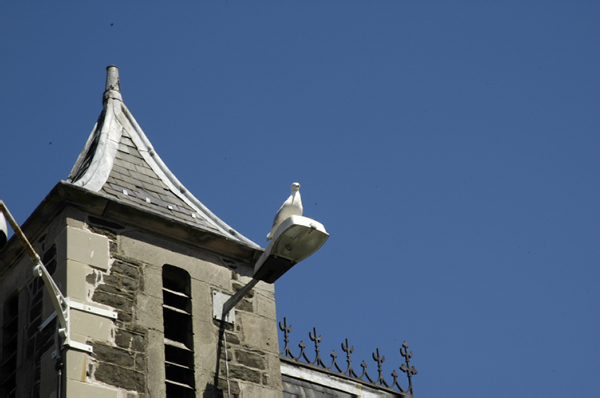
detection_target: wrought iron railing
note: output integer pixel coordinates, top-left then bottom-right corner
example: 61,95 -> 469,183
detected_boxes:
279,317 -> 417,396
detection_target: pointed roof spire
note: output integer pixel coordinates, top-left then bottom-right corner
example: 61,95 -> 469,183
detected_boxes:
66,66 -> 259,249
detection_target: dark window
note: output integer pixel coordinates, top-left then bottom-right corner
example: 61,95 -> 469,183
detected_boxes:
1,291 -> 19,398
162,265 -> 195,397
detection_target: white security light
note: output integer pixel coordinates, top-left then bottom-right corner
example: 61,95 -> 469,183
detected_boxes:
253,215 -> 329,283
219,215 -> 328,321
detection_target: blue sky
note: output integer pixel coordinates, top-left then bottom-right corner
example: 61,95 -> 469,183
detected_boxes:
1,2 -> 598,396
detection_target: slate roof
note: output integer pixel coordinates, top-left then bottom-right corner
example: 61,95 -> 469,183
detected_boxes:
67,65 -> 259,249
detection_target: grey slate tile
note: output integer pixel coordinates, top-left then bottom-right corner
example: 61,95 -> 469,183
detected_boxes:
121,136 -> 135,147
140,181 -> 169,195
112,157 -> 131,169
116,151 -> 145,167
128,170 -> 154,185
134,165 -> 158,178
112,165 -> 131,177
118,143 -> 130,154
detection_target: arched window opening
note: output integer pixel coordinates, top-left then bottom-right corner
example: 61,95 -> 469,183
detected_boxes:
162,265 -> 195,397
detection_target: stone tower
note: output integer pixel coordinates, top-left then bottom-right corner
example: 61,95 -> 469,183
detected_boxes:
0,66 -> 281,397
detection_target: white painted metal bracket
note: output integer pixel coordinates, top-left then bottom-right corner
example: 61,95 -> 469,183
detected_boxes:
1,201 -> 119,355
40,302 -> 117,332
67,299 -> 118,320
33,261 -> 118,354
1,201 -> 113,355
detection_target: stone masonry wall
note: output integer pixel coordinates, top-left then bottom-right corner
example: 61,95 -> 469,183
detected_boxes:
1,205 -> 283,397
84,216 -> 149,395
214,278 -> 278,396
118,227 -> 283,397
75,210 -> 282,397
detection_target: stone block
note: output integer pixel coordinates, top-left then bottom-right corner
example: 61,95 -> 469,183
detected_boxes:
223,364 -> 262,384
69,332 -> 91,348
112,260 -> 141,279
134,352 -> 145,371
225,332 -> 240,345
118,234 -> 169,265
265,352 -> 283,390
135,293 -> 163,331
66,380 -> 119,398
119,233 -> 230,289
65,260 -> 87,301
94,362 -> 145,392
193,319 -> 219,370
217,378 -> 240,395
235,349 -> 266,370
66,227 -> 109,271
238,312 -> 279,355
70,309 -> 114,341
94,282 -> 124,296
65,207 -> 87,229
132,334 -> 145,352
236,297 -> 254,313
65,350 -> 88,382
92,342 -> 134,367
91,288 -> 133,314
255,292 -> 277,321
122,276 -> 139,291
115,329 -> 134,349
103,274 -> 122,289
146,330 -> 166,396
191,280 -> 212,321
144,265 -> 162,299
238,382 -> 281,397
193,262 -> 232,290
117,309 -> 133,323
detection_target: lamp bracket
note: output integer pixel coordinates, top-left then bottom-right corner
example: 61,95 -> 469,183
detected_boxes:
1,201 -> 116,355
34,260 -> 116,353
